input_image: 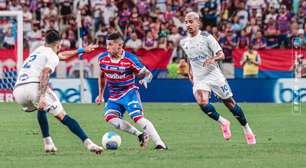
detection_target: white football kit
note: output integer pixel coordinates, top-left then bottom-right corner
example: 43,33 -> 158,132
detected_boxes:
13,46 -> 65,116
180,31 -> 233,99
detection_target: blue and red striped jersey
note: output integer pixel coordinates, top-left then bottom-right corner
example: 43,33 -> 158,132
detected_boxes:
98,51 -> 145,100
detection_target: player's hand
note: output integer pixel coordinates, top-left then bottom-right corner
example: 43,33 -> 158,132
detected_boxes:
38,96 -> 47,111
139,79 -> 148,89
95,95 -> 104,105
203,58 -> 215,67
84,44 -> 98,53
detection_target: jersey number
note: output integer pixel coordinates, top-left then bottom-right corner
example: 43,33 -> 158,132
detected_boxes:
23,55 -> 37,68
221,84 -> 229,93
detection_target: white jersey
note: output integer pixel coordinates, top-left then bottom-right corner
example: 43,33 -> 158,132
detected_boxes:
15,46 -> 59,86
180,31 -> 224,82
180,31 -> 233,99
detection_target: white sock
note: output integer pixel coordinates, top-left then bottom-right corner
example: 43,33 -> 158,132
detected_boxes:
242,123 -> 253,134
109,118 -> 142,136
84,138 -> 95,149
217,116 -> 228,125
43,136 -> 54,145
136,118 -> 166,147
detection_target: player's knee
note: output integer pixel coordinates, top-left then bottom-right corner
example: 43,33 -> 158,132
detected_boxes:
104,114 -> 118,122
107,117 -> 121,129
55,112 -> 66,121
104,111 -> 120,122
135,117 -> 149,129
223,98 -> 236,110
197,99 -> 209,106
129,110 -> 144,123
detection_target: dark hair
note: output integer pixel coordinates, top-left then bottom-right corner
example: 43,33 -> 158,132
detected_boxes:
107,32 -> 123,41
45,29 -> 61,44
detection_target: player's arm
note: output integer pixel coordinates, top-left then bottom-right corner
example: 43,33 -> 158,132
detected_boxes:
186,58 -> 193,83
204,35 -> 225,66
96,71 -> 106,104
58,44 -> 98,60
37,67 -> 52,110
138,67 -> 153,89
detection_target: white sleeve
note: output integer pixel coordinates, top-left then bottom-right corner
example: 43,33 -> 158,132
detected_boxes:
207,34 -> 223,55
45,53 -> 59,73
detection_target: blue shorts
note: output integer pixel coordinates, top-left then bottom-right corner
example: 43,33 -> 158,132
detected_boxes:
104,89 -> 144,122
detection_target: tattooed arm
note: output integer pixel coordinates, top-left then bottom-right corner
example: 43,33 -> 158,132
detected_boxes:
37,67 -> 52,110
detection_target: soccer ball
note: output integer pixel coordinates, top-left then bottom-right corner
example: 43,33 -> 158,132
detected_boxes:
102,131 -> 122,150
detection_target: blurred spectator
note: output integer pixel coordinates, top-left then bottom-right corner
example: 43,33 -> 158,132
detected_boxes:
265,5 -> 278,24
264,18 -> 280,48
237,29 -> 249,49
277,5 -> 292,47
157,36 -> 168,50
201,0 -> 218,28
22,5 -> 32,36
26,22 -> 43,52
60,0 -> 73,25
236,2 -> 248,29
60,31 -> 71,50
2,29 -> 15,49
252,31 -> 267,50
137,0 -> 150,16
9,0 -> 22,11
219,29 -> 237,62
177,58 -> 189,78
125,32 -> 142,52
167,26 -> 182,47
101,0 -> 118,26
240,45 -> 261,78
246,0 -> 266,16
291,53 -> 305,78
167,57 -> 179,78
142,31 -> 157,50
0,0 -> 7,10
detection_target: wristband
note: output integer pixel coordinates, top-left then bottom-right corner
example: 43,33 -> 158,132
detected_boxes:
143,77 -> 151,83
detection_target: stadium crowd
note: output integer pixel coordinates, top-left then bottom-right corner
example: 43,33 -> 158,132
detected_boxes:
0,0 -> 305,63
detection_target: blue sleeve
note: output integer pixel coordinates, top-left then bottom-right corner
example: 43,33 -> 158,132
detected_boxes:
98,52 -> 108,62
126,52 -> 145,72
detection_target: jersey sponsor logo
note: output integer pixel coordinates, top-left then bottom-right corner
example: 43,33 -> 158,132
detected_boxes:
107,65 -> 126,71
105,73 -> 127,79
190,55 -> 208,62
19,73 -> 29,81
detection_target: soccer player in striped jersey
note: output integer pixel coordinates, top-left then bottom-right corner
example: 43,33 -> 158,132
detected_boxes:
95,32 -> 167,150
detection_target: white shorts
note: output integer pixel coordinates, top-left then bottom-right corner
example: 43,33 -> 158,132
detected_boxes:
193,78 -> 233,99
13,83 -> 66,116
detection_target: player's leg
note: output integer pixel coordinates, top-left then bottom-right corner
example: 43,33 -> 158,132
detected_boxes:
104,101 -> 142,137
13,84 -> 57,152
45,88 -> 103,154
222,97 -> 256,144
194,89 -> 231,140
125,90 -> 167,149
212,79 -> 256,144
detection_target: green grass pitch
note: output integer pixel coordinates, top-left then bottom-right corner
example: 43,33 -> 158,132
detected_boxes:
0,103 -> 305,168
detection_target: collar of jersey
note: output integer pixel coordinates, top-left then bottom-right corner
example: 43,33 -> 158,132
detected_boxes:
109,50 -> 125,63
188,30 -> 201,38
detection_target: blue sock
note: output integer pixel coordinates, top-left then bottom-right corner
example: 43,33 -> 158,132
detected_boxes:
230,104 -> 247,126
199,103 -> 220,121
61,115 -> 88,142
37,110 -> 50,138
